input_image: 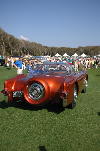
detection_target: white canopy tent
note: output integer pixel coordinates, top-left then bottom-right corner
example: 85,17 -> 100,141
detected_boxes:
81,53 -> 87,58
55,53 -> 61,57
72,53 -> 78,57
63,53 -> 69,57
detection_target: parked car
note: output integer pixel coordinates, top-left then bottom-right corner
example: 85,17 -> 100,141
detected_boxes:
1,62 -> 88,108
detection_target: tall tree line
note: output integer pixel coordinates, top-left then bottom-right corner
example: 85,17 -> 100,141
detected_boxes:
0,28 -> 100,57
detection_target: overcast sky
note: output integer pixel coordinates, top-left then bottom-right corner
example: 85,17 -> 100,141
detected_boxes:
0,0 -> 100,48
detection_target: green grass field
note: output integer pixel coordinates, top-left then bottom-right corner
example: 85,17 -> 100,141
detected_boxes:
0,66 -> 100,151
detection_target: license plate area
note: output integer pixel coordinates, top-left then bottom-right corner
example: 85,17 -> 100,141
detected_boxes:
13,91 -> 23,97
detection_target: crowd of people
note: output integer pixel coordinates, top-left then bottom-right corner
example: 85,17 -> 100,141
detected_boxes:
47,57 -> 100,72
71,57 -> 100,71
5,56 -> 100,75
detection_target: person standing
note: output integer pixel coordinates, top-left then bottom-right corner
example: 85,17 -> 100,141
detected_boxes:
9,57 -> 14,70
6,56 -> 10,67
13,57 -> 22,75
72,59 -> 74,69
74,59 -> 78,71
22,59 -> 26,70
96,58 -> 99,68
85,59 -> 88,69
27,60 -> 32,74
83,59 -> 86,70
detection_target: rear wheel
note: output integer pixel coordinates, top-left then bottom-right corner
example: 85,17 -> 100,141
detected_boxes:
68,84 -> 77,109
23,79 -> 50,105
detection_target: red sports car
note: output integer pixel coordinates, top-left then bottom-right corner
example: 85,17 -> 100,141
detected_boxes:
1,62 -> 88,108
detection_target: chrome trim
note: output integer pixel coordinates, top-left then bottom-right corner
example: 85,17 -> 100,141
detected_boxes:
73,85 -> 77,104
84,78 -> 88,87
28,83 -> 44,100
85,79 -> 88,87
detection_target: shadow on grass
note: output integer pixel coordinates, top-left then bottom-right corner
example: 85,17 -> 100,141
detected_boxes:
39,146 -> 47,151
0,100 -> 65,114
6,67 -> 11,70
98,112 -> 100,116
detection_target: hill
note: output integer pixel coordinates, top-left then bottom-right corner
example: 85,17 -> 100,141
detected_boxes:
0,28 -> 100,57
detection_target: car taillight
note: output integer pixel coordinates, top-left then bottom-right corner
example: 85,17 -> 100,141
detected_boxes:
60,92 -> 67,99
1,90 -> 8,95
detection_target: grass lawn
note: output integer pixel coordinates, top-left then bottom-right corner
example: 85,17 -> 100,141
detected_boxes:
0,66 -> 100,151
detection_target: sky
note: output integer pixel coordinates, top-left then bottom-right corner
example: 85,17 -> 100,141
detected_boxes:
0,0 -> 100,48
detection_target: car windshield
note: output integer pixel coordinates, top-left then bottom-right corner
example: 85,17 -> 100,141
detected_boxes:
28,62 -> 73,75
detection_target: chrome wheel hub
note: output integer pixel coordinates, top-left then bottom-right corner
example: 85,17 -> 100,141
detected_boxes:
28,83 -> 44,100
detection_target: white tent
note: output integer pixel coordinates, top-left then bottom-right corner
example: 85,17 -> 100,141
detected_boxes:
55,53 -> 61,57
63,53 -> 69,57
81,53 -> 87,57
98,54 -> 100,57
72,53 -> 78,57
